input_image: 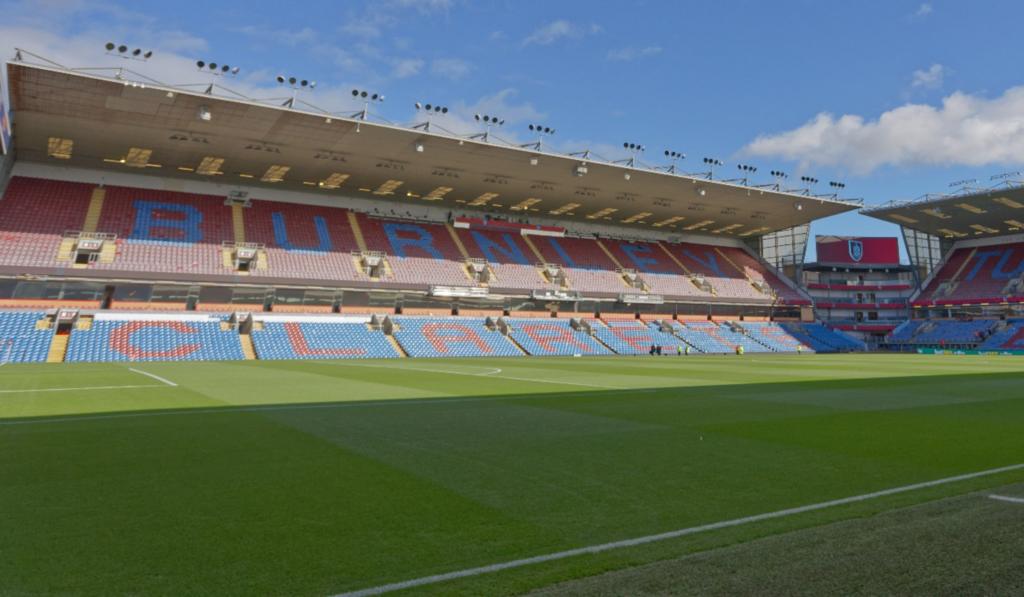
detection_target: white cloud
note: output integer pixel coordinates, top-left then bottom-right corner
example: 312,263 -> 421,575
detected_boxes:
607,46 -> 662,61
522,20 -> 601,46
427,89 -> 545,138
0,13 -> 377,118
911,63 -> 946,89
340,21 -> 385,39
915,3 -> 933,17
388,0 -> 455,13
340,0 -> 455,38
392,58 -> 424,78
234,25 -> 317,47
743,86 -> 1024,173
430,58 -> 472,80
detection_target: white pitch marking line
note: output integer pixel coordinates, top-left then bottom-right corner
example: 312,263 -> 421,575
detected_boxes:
128,368 -> 178,387
332,463 -> 1024,597
989,494 -> 1024,504
324,361 -> 624,390
0,384 -> 163,394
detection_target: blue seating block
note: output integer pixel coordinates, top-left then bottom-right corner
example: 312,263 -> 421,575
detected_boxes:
0,311 -> 53,363
66,319 -> 244,362
393,317 -> 521,358
252,321 -> 398,360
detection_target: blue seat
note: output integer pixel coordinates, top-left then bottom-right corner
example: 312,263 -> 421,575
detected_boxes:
392,317 -> 521,358
506,318 -> 612,356
251,321 -> 398,360
66,318 -> 244,362
0,311 -> 53,363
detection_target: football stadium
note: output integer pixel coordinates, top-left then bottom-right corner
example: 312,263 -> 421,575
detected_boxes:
3,9 -> 1024,595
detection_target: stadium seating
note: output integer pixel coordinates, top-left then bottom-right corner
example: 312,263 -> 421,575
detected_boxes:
587,319 -> 687,355
357,214 -> 470,286
251,320 -> 398,359
667,321 -> 735,354
0,177 -> 92,269
458,228 -> 558,291
0,311 -> 54,363
66,317 -> 245,362
917,243 -> 1024,304
979,320 -> 1024,350
90,186 -> 234,276
662,243 -> 770,302
712,323 -> 773,353
740,322 -> 808,352
911,320 -> 995,345
887,320 -> 925,343
721,247 -> 809,304
244,199 -> 363,282
0,177 -> 813,306
392,317 -> 522,357
530,236 -> 630,295
506,318 -> 613,355
780,323 -> 863,353
598,239 -> 710,298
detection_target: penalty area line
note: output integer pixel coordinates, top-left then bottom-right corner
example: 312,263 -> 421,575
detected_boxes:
333,462 -> 1024,597
128,368 -> 178,387
989,494 -> 1024,504
0,384 -> 163,394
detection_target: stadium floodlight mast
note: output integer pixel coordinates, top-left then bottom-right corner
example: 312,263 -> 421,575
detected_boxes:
990,170 -> 1024,188
521,124 -> 556,150
660,150 -> 685,174
817,181 -> 847,200
753,169 -> 787,191
727,163 -> 758,185
351,88 -> 384,120
277,75 -> 316,108
799,175 -> 819,194
616,143 -> 645,173
196,60 -> 240,95
469,114 -> 504,142
947,178 -> 980,195
699,157 -> 724,179
196,60 -> 240,77
412,102 -> 449,131
104,42 -> 153,61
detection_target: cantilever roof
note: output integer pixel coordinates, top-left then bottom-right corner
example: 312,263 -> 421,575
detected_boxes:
863,184 -> 1024,240
6,60 -> 858,238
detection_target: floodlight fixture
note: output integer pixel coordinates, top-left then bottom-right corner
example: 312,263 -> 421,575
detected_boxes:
522,123 -> 556,150
701,157 -> 724,179
197,60 -> 240,77
412,101 -> 449,131
278,74 -> 317,108
105,42 -> 153,61
659,150 -> 686,173
469,113 -> 504,142
351,88 -> 384,120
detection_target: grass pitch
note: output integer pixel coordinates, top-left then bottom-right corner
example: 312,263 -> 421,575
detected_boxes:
2,354 -> 1024,595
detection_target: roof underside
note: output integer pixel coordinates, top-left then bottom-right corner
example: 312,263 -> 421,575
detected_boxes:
864,186 -> 1024,240
6,61 -> 856,237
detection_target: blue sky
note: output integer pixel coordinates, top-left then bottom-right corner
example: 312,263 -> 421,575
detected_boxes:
5,0 -> 1024,261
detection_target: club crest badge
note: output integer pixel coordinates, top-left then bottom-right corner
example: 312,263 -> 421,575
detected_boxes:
848,239 -> 864,262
